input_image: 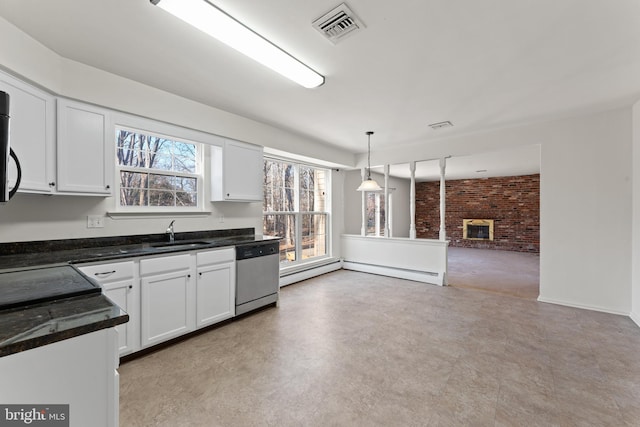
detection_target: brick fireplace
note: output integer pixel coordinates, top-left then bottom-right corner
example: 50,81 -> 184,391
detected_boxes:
415,174 -> 539,253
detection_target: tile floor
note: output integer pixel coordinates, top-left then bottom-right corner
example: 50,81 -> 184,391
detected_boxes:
119,270 -> 640,426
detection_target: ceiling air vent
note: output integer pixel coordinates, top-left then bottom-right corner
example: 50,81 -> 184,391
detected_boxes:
429,121 -> 453,130
312,3 -> 365,44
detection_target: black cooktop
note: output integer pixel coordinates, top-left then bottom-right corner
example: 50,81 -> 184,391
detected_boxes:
0,265 -> 100,311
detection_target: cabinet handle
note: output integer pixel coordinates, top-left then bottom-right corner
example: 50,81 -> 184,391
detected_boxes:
199,272 -> 202,276
128,285 -> 133,289
187,274 -> 191,278
106,185 -> 110,189
95,270 -> 116,276
49,182 -> 55,187
227,193 -> 230,197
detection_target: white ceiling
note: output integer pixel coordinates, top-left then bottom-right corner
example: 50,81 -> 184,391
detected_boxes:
371,144 -> 540,182
0,0 -> 639,163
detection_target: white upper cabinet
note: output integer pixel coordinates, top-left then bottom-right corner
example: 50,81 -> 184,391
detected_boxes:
211,139 -> 263,202
0,71 -> 56,194
57,98 -> 113,195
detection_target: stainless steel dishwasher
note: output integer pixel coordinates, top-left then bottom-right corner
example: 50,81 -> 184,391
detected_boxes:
235,240 -> 280,315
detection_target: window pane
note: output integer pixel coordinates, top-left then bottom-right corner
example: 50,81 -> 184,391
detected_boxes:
176,191 -> 197,207
300,189 -> 311,212
301,214 -> 326,259
299,168 -> 326,212
263,159 -> 295,212
263,213 -> 296,263
313,169 -> 326,211
366,192 -> 385,236
148,174 -> 174,190
116,129 -> 197,174
175,177 -> 197,192
147,190 -> 172,206
174,155 -> 196,173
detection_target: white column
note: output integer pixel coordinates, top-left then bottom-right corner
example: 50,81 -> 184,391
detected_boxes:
384,164 -> 390,238
409,161 -> 416,239
375,194 -> 381,236
439,157 -> 447,241
360,167 -> 366,236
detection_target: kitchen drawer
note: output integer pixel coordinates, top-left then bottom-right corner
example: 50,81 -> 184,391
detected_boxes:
196,247 -> 234,266
78,261 -> 135,283
140,253 -> 191,276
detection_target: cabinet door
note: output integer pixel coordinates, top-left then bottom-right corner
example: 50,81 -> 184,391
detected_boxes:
141,270 -> 193,347
57,98 -> 112,195
103,279 -> 138,356
196,262 -> 235,328
212,139 -> 263,201
77,261 -> 139,356
0,71 -> 56,193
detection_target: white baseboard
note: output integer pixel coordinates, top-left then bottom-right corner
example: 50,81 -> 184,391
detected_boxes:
537,296 -> 629,316
342,261 -> 444,286
279,260 -> 342,287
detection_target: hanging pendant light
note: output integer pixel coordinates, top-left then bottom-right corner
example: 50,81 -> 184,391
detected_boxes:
357,131 -> 382,192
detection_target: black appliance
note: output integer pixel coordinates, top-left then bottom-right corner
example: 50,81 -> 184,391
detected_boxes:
0,90 -> 21,203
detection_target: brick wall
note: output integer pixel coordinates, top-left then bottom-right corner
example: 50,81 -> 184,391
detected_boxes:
415,174 -> 539,253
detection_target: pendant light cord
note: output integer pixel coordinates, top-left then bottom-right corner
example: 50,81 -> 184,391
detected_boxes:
366,131 -> 374,180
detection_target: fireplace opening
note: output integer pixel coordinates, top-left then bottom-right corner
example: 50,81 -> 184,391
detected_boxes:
463,219 -> 494,241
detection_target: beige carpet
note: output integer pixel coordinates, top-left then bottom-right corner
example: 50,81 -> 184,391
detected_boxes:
447,247 -> 540,300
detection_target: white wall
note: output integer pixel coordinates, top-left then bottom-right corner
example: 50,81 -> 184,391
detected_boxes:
632,100 -> 640,326
367,108 -> 633,315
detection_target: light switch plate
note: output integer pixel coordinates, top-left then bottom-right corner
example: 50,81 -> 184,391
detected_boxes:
87,215 -> 105,228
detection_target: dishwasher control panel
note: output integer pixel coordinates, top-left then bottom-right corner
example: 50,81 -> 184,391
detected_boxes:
236,241 -> 279,260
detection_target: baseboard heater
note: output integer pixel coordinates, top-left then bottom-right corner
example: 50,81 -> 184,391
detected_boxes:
341,261 -> 446,286
280,259 -> 342,287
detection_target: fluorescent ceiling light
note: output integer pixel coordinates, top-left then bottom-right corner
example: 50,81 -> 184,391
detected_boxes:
151,0 -> 325,88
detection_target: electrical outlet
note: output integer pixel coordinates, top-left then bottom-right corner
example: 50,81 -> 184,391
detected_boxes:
87,215 -> 105,228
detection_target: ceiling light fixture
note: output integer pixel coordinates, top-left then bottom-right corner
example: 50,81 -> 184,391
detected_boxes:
150,0 -> 325,88
429,121 -> 453,130
357,131 -> 382,192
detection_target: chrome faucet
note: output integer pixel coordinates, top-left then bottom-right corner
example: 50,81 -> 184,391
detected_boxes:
166,220 -> 175,243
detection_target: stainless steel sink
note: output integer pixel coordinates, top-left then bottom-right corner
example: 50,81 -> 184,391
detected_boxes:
150,241 -> 210,250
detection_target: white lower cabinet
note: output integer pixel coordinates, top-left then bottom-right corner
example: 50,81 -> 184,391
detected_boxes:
140,253 -> 196,348
196,248 -> 235,328
75,247 -> 236,355
77,260 -> 140,356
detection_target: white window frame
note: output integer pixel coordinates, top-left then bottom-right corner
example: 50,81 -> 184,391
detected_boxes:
263,157 -> 331,267
111,113 -> 216,213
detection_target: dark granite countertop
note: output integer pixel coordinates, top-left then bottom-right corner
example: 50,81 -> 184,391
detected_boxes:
0,293 -> 128,357
0,230 -> 279,271
0,228 -> 278,357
